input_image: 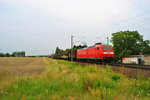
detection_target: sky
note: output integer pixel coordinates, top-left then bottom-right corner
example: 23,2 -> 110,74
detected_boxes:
0,0 -> 150,55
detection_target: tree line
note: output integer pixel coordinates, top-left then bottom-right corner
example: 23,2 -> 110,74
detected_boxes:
55,45 -> 87,54
0,51 -> 25,57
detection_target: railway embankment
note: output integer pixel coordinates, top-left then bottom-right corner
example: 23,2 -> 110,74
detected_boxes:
0,58 -> 149,100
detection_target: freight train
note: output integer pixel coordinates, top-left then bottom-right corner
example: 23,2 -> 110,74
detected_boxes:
52,43 -> 114,63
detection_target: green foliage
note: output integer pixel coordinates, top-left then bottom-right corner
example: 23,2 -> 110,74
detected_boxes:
4,77 -> 84,100
143,40 -> 150,54
73,45 -> 87,50
106,64 -> 112,73
84,66 -> 96,73
54,45 -> 87,55
130,78 -> 150,96
92,80 -> 116,90
111,31 -> 145,59
0,58 -> 150,100
4,53 -> 11,57
0,53 -> 5,57
111,74 -> 121,81
58,60 -> 78,69
0,51 -> 25,57
11,51 -> 25,57
55,47 -> 64,54
58,66 -> 62,72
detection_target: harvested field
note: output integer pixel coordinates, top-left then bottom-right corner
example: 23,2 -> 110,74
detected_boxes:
0,57 -> 45,77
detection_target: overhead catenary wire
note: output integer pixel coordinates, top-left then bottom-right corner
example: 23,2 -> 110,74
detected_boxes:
120,18 -> 150,30
72,11 -> 150,47
116,10 -> 150,31
73,36 -> 86,44
119,11 -> 149,24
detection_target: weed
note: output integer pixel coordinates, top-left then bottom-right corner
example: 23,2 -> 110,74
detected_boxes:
85,66 -> 96,73
58,66 -> 62,72
130,79 -> 150,96
105,64 -> 112,74
111,73 -> 121,81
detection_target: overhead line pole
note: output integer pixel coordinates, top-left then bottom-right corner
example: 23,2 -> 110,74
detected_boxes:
71,35 -> 74,61
107,37 -> 109,45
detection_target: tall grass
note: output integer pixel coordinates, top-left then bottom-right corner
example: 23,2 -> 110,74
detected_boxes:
0,58 -> 149,100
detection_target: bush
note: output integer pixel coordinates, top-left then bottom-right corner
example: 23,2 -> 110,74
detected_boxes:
111,74 -> 121,81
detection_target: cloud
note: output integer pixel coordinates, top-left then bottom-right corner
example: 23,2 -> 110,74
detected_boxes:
16,0 -> 134,22
0,0 -> 149,55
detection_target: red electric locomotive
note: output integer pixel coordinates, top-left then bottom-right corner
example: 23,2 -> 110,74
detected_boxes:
76,43 -> 114,63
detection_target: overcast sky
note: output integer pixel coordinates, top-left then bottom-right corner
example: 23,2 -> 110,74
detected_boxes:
0,0 -> 150,55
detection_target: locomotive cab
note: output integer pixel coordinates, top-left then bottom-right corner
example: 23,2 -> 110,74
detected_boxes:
76,44 -> 114,63
101,45 -> 114,62
94,44 -> 114,62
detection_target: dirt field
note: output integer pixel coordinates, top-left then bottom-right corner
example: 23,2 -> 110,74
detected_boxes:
0,57 -> 45,77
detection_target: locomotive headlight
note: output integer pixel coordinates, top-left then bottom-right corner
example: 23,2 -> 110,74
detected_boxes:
103,52 -> 108,54
109,52 -> 114,54
103,52 -> 114,54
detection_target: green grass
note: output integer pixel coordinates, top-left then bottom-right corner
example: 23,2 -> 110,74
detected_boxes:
0,58 -> 150,100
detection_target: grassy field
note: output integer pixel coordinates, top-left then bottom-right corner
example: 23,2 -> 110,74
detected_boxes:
0,58 -> 150,100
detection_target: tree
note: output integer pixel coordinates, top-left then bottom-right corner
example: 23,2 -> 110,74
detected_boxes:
11,51 -> 26,57
73,45 -> 87,50
111,31 -> 144,59
11,52 -> 18,57
0,53 -> 5,57
11,52 -> 16,57
5,53 -> 11,57
54,45 -> 87,54
55,47 -> 64,54
20,51 -> 25,57
143,40 -> 150,54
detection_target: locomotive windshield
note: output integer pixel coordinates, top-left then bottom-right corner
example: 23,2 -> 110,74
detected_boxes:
102,46 -> 113,50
